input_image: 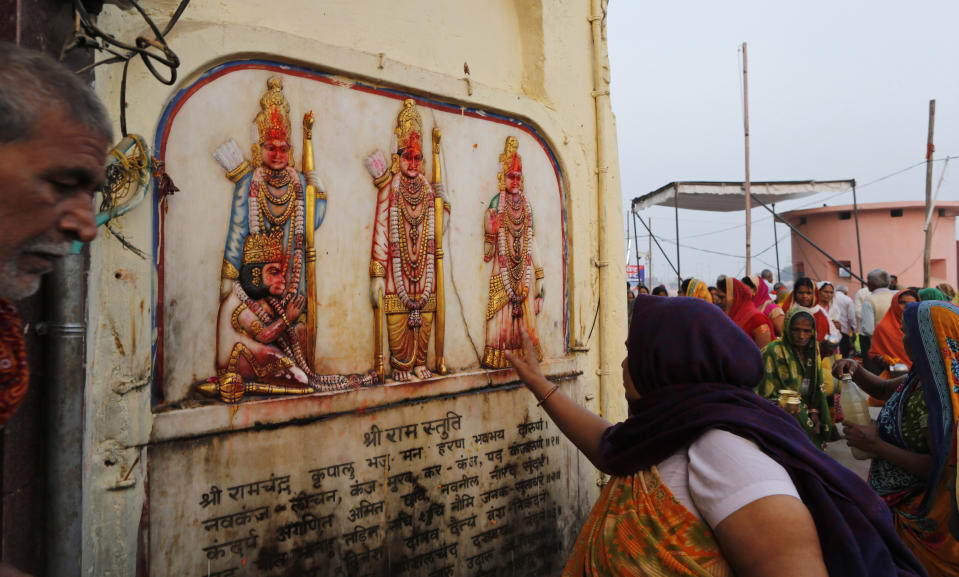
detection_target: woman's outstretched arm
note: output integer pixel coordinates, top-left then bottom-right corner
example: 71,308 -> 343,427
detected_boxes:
831,358 -> 906,401
505,328 -> 613,471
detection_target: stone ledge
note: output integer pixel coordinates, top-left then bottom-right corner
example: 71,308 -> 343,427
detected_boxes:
150,357 -> 582,443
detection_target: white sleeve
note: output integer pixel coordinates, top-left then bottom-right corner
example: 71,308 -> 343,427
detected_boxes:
861,300 -> 875,335
844,298 -> 857,332
687,429 -> 800,529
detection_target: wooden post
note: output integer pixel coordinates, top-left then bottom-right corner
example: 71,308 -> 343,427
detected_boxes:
742,42 -> 752,276
673,189 -> 681,290
851,182 -> 865,289
648,217 -> 653,286
631,205 -> 641,282
923,99 -> 935,286
772,203 -> 780,280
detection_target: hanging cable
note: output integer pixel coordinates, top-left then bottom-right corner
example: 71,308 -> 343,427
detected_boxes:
66,0 -> 191,136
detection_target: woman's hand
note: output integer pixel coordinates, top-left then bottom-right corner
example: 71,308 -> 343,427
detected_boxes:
810,412 -> 821,435
505,327 -> 614,472
832,358 -> 859,379
505,328 -> 545,388
843,421 -> 880,452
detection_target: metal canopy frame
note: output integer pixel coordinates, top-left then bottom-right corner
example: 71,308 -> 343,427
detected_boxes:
629,179 -> 864,287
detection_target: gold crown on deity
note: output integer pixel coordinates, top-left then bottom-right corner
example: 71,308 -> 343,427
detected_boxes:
254,77 -> 292,144
394,99 -> 423,152
497,136 -> 523,191
242,231 -> 284,265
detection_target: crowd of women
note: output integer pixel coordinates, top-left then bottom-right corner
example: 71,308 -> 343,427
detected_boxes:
530,274 -> 959,575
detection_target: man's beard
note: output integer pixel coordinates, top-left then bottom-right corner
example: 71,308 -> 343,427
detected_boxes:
0,239 -> 71,300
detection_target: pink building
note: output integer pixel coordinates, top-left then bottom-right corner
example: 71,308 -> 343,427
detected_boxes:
782,201 -> 959,289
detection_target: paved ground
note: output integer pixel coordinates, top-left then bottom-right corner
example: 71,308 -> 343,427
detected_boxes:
824,434 -> 870,479
822,407 -> 881,480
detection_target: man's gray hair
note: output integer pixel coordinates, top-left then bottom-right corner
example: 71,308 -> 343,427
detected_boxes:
836,284 -> 849,294
0,42 -> 112,144
867,268 -> 889,288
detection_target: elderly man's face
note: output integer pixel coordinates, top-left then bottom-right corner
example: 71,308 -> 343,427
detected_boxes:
0,108 -> 104,299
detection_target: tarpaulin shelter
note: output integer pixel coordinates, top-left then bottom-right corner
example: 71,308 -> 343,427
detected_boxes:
629,179 -> 862,287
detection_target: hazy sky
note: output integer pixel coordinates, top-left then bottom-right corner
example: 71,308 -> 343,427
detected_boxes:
608,1 -> 959,288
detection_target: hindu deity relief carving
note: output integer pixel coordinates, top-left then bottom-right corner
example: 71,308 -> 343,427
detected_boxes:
365,99 -> 450,382
481,136 -> 544,368
200,76 -> 375,403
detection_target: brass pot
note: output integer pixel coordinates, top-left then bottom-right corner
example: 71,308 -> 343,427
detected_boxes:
785,397 -> 802,416
777,389 -> 800,410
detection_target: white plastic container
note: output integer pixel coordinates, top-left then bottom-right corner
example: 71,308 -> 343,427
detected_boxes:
840,373 -> 876,460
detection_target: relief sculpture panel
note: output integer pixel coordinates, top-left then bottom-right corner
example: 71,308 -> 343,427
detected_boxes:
156,61 -> 568,405
150,59 -> 581,577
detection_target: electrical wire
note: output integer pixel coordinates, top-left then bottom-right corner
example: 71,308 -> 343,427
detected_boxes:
794,237 -> 823,280
67,0 -> 191,135
894,210 -> 943,279
655,233 -> 781,272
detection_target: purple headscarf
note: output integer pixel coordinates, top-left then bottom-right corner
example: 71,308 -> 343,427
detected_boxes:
600,295 -> 926,577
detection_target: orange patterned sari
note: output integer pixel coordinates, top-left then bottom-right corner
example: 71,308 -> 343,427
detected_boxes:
563,467 -> 731,577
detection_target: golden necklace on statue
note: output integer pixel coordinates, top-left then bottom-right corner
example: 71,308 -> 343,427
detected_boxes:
257,187 -> 295,227
263,167 -> 292,188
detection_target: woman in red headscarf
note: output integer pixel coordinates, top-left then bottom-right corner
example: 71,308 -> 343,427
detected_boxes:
719,277 -> 775,348
870,289 -> 920,378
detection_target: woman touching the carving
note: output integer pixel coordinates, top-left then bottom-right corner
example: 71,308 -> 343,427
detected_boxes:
506,295 -> 925,577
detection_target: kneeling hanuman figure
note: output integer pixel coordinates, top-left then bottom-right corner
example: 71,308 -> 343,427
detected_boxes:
210,231 -> 374,402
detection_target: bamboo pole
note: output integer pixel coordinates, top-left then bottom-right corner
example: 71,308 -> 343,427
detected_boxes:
673,189 -> 681,289
772,203 -> 780,280
647,216 -> 652,286
742,42 -> 752,276
923,99 -> 935,286
632,204 -> 641,281
851,182 -> 864,289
